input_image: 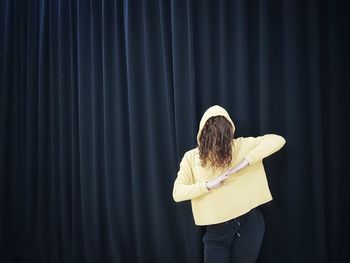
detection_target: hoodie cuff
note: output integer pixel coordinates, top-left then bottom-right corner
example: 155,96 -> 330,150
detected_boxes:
243,154 -> 255,165
199,181 -> 209,193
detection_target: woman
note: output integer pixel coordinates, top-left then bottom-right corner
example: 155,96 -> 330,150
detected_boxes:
172,105 -> 286,263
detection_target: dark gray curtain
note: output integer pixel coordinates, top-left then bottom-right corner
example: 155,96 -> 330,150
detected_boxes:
0,0 -> 349,262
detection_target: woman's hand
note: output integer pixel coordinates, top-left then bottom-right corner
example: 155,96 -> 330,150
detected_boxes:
205,158 -> 250,190
205,167 -> 235,190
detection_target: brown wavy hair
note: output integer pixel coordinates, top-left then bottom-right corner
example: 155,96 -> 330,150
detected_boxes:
198,116 -> 234,168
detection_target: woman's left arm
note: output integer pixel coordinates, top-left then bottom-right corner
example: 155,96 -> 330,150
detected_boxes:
241,134 -> 286,166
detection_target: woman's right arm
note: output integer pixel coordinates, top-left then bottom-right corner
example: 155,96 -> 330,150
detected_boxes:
172,152 -> 209,202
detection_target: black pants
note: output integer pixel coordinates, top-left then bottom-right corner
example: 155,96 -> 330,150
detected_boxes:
202,207 -> 265,263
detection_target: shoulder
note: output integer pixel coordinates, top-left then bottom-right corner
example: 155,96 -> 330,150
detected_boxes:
180,147 -> 200,166
232,137 -> 244,146
183,147 -> 198,159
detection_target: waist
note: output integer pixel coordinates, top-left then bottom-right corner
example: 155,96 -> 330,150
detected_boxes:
208,207 -> 258,227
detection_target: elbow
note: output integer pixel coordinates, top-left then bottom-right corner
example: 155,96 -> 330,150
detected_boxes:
276,134 -> 286,147
269,134 -> 286,148
172,188 -> 183,203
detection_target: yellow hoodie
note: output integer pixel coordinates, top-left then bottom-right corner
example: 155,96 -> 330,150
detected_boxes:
172,105 -> 286,226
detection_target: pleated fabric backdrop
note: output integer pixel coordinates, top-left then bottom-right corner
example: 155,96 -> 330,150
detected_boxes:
0,0 -> 349,262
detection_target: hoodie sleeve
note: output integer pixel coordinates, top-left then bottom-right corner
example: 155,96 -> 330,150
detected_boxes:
242,134 -> 286,166
172,151 -> 209,202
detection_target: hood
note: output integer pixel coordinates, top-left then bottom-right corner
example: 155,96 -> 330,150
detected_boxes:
196,105 -> 236,145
